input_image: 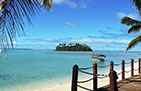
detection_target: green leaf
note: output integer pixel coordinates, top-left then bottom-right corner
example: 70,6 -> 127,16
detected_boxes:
121,17 -> 141,26
128,24 -> 141,33
40,0 -> 53,9
0,0 -> 53,49
132,0 -> 141,16
126,35 -> 141,52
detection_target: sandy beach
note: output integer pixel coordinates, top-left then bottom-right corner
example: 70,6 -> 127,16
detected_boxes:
0,0 -> 140,90
46,61 -> 139,91
3,61 -> 139,91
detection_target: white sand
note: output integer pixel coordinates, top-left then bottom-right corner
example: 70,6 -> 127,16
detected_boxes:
2,61 -> 140,91
46,61 -> 140,91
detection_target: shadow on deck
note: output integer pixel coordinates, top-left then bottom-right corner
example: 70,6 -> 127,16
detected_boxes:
98,74 -> 141,91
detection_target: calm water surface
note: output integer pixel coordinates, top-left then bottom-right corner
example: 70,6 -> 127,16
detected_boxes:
0,50 -> 140,90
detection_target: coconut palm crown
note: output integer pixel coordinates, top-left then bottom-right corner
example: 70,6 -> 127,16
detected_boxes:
121,0 -> 141,52
0,0 -> 53,49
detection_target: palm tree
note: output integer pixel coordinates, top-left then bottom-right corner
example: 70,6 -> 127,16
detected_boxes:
121,0 -> 141,52
0,0 -> 53,49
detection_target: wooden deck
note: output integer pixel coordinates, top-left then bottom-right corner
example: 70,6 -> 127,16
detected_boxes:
99,74 -> 141,91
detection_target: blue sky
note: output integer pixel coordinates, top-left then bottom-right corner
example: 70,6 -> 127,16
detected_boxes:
14,0 -> 141,51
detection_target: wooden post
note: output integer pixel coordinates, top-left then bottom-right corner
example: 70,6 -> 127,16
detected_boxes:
109,70 -> 118,91
110,61 -> 114,71
139,58 -> 141,73
122,60 -> 125,80
131,59 -> 134,77
109,61 -> 118,91
93,62 -> 97,90
71,65 -> 78,91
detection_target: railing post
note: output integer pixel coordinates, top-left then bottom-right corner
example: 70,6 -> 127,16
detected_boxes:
93,62 -> 97,90
139,58 -> 141,74
131,59 -> 134,77
109,61 -> 118,91
122,60 -> 125,80
71,65 -> 78,91
109,70 -> 118,91
110,61 -> 114,71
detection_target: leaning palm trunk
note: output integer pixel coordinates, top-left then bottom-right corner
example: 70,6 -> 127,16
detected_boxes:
126,35 -> 141,51
0,0 -> 53,50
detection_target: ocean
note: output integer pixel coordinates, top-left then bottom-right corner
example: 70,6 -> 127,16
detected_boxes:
0,50 -> 140,90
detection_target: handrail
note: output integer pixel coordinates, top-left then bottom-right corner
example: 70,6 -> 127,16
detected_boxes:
78,70 -> 93,75
78,59 -> 140,78
134,60 -> 138,63
78,60 -> 138,71
97,74 -> 108,77
134,67 -> 139,71
114,63 -> 122,66
79,66 -> 93,70
125,70 -> 131,73
97,64 -> 110,68
125,61 -> 131,64
117,72 -> 122,75
71,58 -> 141,91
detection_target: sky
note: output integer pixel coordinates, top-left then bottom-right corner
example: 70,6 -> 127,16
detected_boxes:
14,0 -> 141,51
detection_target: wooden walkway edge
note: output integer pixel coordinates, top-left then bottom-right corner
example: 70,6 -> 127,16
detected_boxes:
71,58 -> 141,91
99,74 -> 141,91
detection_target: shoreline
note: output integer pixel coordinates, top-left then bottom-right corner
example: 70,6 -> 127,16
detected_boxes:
2,61 -> 139,91
42,61 -> 140,91
48,61 -> 139,91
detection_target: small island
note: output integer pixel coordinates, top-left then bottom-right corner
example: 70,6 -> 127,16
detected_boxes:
56,43 -> 93,51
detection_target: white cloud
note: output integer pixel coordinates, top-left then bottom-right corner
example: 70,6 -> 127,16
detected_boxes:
53,0 -> 91,8
17,37 -> 141,50
117,12 -> 140,19
79,0 -> 88,8
53,0 -> 77,8
64,22 -> 79,27
53,0 -> 66,4
26,37 -> 130,45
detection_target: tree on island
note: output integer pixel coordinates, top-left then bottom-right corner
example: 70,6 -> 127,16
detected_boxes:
56,43 -> 93,51
0,0 -> 53,49
121,0 -> 141,52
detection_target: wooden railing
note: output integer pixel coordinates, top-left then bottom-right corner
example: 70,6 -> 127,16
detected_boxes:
71,58 -> 141,91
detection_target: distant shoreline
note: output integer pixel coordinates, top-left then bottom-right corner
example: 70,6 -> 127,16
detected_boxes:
54,50 -> 93,52
9,48 -> 140,52
12,48 -> 33,50
55,43 -> 93,51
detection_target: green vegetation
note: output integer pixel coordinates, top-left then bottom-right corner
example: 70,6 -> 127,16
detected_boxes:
121,0 -> 141,52
0,0 -> 53,49
56,43 -> 93,51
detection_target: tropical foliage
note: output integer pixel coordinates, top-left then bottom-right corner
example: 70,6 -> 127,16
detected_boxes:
121,0 -> 141,51
0,0 -> 53,49
56,43 -> 93,51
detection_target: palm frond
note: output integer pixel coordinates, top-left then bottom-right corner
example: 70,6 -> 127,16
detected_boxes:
126,34 -> 141,52
0,0 -> 53,49
128,24 -> 141,33
40,0 -> 53,9
132,0 -> 141,15
121,17 -> 141,26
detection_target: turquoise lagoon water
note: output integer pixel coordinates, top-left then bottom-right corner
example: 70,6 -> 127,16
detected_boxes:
0,50 -> 140,90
